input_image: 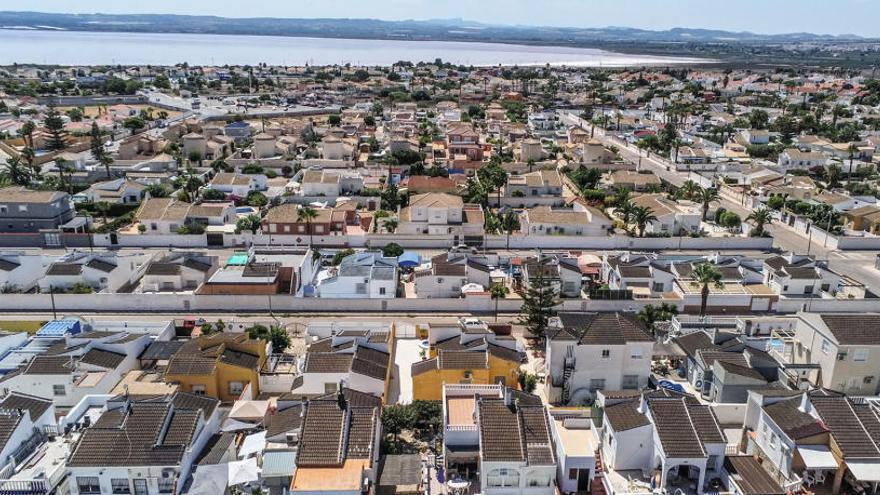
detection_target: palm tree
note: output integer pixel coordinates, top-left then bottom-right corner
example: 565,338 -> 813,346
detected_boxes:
746,208 -> 773,237
613,185 -> 630,207
384,218 -> 398,234
489,283 -> 510,322
695,186 -> 720,221
680,180 -> 700,200
4,156 -> 31,186
617,199 -> 637,233
55,157 -> 71,193
847,143 -> 859,179
500,211 -> 520,250
99,153 -> 114,180
297,206 -> 318,246
632,205 -> 658,237
691,263 -> 724,317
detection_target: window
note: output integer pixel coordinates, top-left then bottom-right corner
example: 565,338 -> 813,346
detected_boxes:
77,477 -> 101,494
854,349 -> 870,362
52,384 -> 65,396
379,287 -> 386,295
111,479 -> 131,494
630,348 -> 643,360
324,382 -> 338,394
820,339 -> 831,354
229,381 -> 244,396
837,352 -> 848,362
622,375 -> 639,390
589,378 -> 606,391
487,468 -> 520,487
569,469 -> 578,480
158,479 -> 174,494
191,384 -> 206,396
18,205 -> 27,212
652,282 -> 664,292
769,433 -> 777,447
0,205 -> 6,213
601,349 -> 610,358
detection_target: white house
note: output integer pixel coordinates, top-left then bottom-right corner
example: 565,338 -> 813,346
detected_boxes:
441,384 -> 557,495
39,252 -> 152,294
66,392 -> 221,495
398,193 -> 484,237
314,252 -> 398,299
0,252 -> 54,293
545,313 -> 654,405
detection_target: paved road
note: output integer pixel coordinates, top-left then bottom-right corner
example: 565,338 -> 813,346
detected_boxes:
558,110 -> 880,293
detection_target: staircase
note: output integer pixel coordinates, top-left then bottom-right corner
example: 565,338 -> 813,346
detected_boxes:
561,366 -> 573,403
591,450 -> 607,495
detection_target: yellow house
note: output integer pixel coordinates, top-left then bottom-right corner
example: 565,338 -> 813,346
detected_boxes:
165,333 -> 267,401
411,345 -> 521,401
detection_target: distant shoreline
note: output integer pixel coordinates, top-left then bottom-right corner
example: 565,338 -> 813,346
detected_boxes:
0,29 -> 715,67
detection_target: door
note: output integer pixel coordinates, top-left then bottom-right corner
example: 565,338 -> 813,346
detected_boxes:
577,469 -> 590,491
133,479 -> 148,495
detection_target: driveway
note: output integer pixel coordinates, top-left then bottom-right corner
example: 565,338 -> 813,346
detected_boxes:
390,338 -> 423,404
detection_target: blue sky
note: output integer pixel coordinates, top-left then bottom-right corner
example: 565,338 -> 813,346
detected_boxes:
11,0 -> 880,36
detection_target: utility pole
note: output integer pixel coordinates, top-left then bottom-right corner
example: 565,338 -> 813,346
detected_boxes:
49,286 -> 57,320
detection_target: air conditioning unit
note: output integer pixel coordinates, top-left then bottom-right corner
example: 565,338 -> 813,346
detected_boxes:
161,469 -> 175,479
463,371 -> 473,380
286,432 -> 299,444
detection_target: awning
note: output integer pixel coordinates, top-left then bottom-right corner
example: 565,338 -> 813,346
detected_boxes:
797,445 -> 838,470
847,461 -> 880,482
238,430 -> 267,458
189,459 -> 261,495
398,252 -> 420,268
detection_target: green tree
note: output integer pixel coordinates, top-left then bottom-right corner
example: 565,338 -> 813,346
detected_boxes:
43,107 -> 66,151
691,263 -> 724,317
381,404 -> 415,440
695,187 -> 720,221
382,242 -> 404,258
679,180 -> 700,200
746,208 -> 773,237
202,188 -> 227,201
517,258 -> 559,341
332,248 -> 355,266
518,372 -> 538,393
297,206 -> 319,246
490,283 -> 510,322
245,324 -> 291,353
383,218 -> 398,234
122,116 -> 146,135
328,114 -> 342,126
235,214 -> 262,234
501,211 -> 520,249
637,303 -> 679,335
632,205 -> 658,237
89,121 -> 104,161
246,191 -> 268,207
4,156 -> 31,186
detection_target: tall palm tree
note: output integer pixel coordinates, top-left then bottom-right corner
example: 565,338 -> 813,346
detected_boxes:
297,206 -> 318,247
695,187 -> 720,221
55,157 -> 71,193
99,153 -> 114,180
501,211 -> 520,249
746,208 -> 774,237
691,263 -> 724,317
632,205 -> 658,237
847,143 -> 859,179
489,283 -> 509,322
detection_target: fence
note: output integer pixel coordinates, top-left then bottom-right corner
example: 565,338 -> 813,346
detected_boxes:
0,292 -> 675,314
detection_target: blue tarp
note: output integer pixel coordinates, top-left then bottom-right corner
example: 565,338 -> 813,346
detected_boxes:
398,252 -> 420,268
36,319 -> 81,337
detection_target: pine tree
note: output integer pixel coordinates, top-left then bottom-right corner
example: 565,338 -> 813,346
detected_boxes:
44,108 -> 66,152
517,258 -> 560,341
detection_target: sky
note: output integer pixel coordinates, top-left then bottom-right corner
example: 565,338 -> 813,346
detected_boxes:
7,0 -> 880,37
